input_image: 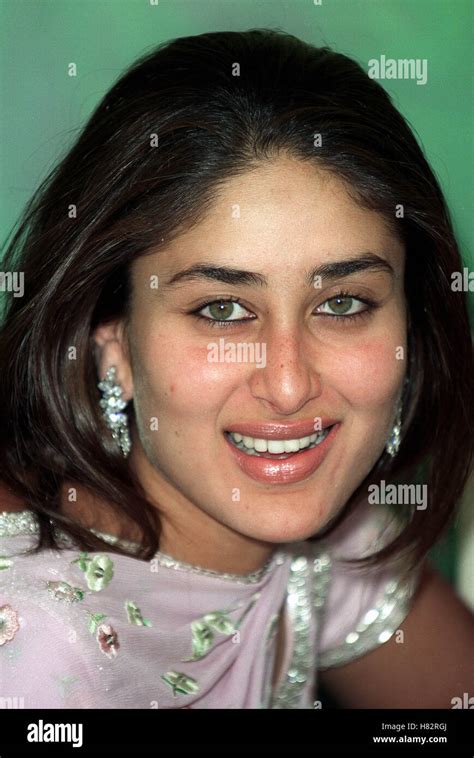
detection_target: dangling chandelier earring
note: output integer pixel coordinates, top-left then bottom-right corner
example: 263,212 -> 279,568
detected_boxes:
385,401 -> 402,458
98,365 -> 131,457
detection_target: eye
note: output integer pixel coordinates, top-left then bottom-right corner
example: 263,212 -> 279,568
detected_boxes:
194,299 -> 255,324
316,294 -> 371,318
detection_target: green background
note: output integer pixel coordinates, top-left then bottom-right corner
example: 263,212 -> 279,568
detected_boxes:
1,0 -> 472,586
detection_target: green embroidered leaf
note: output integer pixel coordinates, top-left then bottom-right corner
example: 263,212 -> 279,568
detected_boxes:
124,600 -> 152,627
187,620 -> 214,660
87,612 -> 107,634
0,556 -> 12,570
234,593 -> 260,630
202,611 -> 236,635
58,674 -> 78,698
265,613 -> 280,648
71,552 -> 91,572
160,671 -> 200,697
182,611 -> 237,662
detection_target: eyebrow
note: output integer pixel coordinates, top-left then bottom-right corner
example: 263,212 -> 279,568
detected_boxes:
165,252 -> 394,288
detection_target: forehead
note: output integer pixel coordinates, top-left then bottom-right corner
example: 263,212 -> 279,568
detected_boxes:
134,156 -> 404,279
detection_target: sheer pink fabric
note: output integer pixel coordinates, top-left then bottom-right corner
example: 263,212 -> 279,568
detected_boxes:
0,502 -> 419,709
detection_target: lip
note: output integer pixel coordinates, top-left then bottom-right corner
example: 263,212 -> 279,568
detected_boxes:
224,423 -> 340,485
225,418 -> 338,441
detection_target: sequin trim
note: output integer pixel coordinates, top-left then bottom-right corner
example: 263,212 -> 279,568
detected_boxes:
0,510 -> 287,585
311,548 -> 332,614
317,570 -> 418,670
0,510 -> 39,537
269,544 -> 331,709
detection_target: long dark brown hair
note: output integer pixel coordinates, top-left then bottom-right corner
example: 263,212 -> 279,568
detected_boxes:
1,29 -> 472,570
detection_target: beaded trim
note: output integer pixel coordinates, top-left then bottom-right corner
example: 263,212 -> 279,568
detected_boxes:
0,510 -> 287,585
317,570 -> 418,670
311,548 -> 332,613
0,510 -> 40,537
90,527 -> 288,584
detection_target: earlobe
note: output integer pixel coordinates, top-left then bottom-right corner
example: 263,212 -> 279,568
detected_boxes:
93,321 -> 122,348
92,321 -> 134,401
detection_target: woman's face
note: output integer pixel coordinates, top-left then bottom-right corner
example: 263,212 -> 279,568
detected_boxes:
97,156 -> 406,552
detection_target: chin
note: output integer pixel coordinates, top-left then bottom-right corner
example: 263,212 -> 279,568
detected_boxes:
233,502 -> 341,546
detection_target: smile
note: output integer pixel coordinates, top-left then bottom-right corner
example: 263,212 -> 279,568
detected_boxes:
223,421 -> 340,485
226,428 -> 331,459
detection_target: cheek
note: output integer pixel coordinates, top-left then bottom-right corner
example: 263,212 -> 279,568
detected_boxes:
132,328 -> 243,411
327,336 -> 406,407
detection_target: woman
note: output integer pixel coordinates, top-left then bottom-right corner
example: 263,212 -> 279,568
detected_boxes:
0,29 -> 472,709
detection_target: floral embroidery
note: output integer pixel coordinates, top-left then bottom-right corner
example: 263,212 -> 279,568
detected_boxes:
161,671 -> 200,697
86,611 -> 120,658
96,622 -> 120,658
125,600 -> 152,627
0,604 -> 20,646
182,592 -> 261,662
0,556 -> 12,570
71,553 -> 114,591
183,612 -> 236,662
87,612 -> 108,634
85,555 -> 114,591
47,580 -> 85,603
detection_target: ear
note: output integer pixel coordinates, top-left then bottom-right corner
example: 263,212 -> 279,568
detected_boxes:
92,320 -> 134,401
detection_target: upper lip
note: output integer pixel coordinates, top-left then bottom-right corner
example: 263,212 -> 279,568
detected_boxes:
225,419 -> 338,440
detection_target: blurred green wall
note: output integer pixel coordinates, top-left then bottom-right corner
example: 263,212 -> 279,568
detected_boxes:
1,0 -> 472,582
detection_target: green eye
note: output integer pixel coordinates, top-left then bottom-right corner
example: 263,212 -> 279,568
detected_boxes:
208,301 -> 237,320
327,296 -> 354,315
198,299 -> 253,322
318,295 -> 367,317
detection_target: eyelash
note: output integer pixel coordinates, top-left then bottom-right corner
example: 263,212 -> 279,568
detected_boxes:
190,292 -> 378,329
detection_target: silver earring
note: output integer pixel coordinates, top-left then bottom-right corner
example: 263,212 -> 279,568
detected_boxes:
98,365 -> 131,457
385,402 -> 402,458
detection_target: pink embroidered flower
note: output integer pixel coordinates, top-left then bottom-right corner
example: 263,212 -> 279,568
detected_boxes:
96,622 -> 119,658
0,604 -> 20,646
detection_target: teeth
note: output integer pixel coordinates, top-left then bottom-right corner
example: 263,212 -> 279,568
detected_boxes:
284,439 -> 300,453
228,428 -> 330,456
268,440 -> 285,454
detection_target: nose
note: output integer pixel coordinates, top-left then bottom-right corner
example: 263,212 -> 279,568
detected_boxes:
247,326 -> 323,416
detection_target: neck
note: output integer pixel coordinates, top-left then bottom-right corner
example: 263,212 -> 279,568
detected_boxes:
57,462 -> 277,577
129,444 -> 277,575
157,518 -> 276,575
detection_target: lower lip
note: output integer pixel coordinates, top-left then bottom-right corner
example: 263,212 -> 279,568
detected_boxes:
224,424 -> 340,485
